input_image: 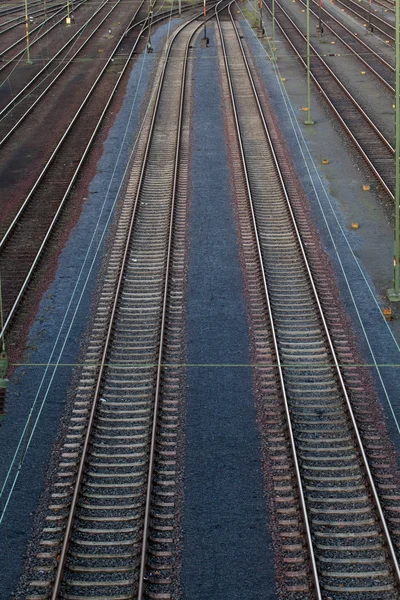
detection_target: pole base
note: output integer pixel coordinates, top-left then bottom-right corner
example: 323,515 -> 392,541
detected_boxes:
270,55 -> 277,61
304,119 -> 314,125
26,59 -> 32,65
387,288 -> 400,302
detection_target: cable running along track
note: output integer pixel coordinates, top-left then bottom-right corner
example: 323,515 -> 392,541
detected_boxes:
0,3 -> 199,341
26,7 -> 211,599
262,0 -> 394,199
217,2 -> 400,597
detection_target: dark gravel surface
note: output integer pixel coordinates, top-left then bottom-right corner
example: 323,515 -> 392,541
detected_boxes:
240,12 -> 400,459
181,26 -> 276,600
0,25 -> 169,598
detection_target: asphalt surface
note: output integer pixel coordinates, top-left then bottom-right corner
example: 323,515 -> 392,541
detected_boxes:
0,25 -> 168,598
181,26 -> 277,600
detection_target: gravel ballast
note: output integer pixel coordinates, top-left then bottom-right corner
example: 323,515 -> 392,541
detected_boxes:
240,11 -> 400,457
181,26 -> 277,600
0,25 -> 170,598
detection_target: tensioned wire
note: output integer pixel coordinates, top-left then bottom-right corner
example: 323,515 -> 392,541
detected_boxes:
0,0 -> 91,92
244,0 -> 392,48
238,4 -> 400,435
0,4 -> 178,525
0,0 -> 175,116
0,0 -> 115,121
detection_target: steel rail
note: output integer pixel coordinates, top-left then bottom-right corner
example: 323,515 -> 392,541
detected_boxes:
226,0 -> 400,590
49,7 -> 214,597
0,1 -> 148,338
298,0 -> 394,91
262,0 -> 394,199
0,0 -> 144,252
136,1 -> 223,592
0,0 -> 45,17
0,0 -> 86,62
0,3 -> 63,34
0,0 -> 59,17
362,0 -> 395,13
0,0 -> 119,121
0,0 -> 202,134
327,0 -> 395,41
0,1 -> 209,341
0,0 -> 122,134
216,6 -> 321,598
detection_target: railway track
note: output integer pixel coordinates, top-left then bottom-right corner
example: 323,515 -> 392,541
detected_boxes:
217,3 -> 400,596
0,0 -> 201,132
262,0 -> 394,198
0,0 -> 86,64
0,0 -> 125,134
0,1 -> 206,341
0,1 -> 150,336
0,1 -> 63,35
327,0 -> 395,42
297,0 -> 394,91
24,7 -> 205,599
0,0 -> 52,18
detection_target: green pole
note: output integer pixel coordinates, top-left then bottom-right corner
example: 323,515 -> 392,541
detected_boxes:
24,0 -> 32,65
388,0 -> 400,301
304,0 -> 314,125
271,0 -> 277,61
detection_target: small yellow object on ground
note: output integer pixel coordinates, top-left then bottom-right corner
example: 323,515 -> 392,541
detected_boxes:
383,307 -> 393,320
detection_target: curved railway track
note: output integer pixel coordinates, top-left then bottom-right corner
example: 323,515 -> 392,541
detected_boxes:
25,7 -> 208,599
262,0 -> 394,199
217,3 -> 400,596
0,2 -> 206,342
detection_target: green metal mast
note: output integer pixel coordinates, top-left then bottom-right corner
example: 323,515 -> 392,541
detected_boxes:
388,0 -> 400,301
24,0 -> 32,64
305,0 -> 314,125
271,0 -> 277,61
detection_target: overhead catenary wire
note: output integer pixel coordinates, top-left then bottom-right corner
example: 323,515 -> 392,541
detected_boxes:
238,4 -> 400,436
0,9 -> 179,523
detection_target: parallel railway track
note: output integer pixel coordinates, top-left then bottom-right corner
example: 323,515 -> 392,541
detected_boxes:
0,1 -> 64,36
0,1 -> 205,341
25,7 -> 205,599
298,0 -> 394,91
262,0 -> 394,198
12,0 -> 400,597
218,3 -> 400,596
329,0 -> 395,42
0,0 -> 127,136
0,0 -> 86,64
0,1 -> 149,337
